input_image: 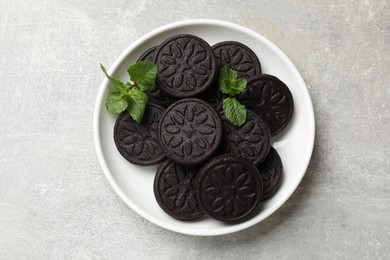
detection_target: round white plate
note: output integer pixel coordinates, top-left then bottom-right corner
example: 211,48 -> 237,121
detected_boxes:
93,19 -> 315,236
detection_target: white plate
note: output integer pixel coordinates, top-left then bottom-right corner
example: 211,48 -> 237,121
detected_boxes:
93,19 -> 315,236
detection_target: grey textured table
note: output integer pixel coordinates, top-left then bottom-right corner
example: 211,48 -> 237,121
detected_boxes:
1,0 -> 389,259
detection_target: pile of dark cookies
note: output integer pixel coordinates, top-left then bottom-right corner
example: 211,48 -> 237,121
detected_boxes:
114,34 -> 293,223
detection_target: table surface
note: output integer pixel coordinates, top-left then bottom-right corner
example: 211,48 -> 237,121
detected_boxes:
1,0 -> 389,259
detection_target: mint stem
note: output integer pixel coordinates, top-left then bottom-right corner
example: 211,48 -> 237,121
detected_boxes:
126,83 -> 138,93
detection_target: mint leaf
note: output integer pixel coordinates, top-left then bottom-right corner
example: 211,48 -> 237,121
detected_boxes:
100,64 -> 125,92
230,78 -> 246,95
220,78 -> 247,96
100,61 -> 154,123
223,97 -> 247,127
101,63 -> 129,115
127,61 -> 157,92
124,82 -> 132,88
114,97 -> 128,114
220,78 -> 232,94
125,88 -> 148,124
218,65 -> 247,96
219,65 -> 238,86
106,92 -> 127,114
219,66 -> 248,126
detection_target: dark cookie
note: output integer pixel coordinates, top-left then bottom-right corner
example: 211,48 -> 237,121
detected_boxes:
239,74 -> 294,137
199,84 -> 224,111
153,160 -> 204,220
212,41 -> 262,79
258,147 -> 283,201
137,46 -> 173,108
154,34 -> 218,98
137,46 -> 157,63
114,103 -> 166,166
158,98 -> 222,166
196,155 -> 262,223
145,84 -> 173,108
220,110 -> 271,166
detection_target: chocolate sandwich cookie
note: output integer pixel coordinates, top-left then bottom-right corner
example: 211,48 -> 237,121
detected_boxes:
154,34 -> 218,98
258,147 -> 283,201
114,103 -> 166,166
212,41 -> 262,79
158,98 -> 222,166
137,46 -> 173,107
239,74 -> 294,137
199,84 -> 224,111
220,110 -> 271,166
154,160 -> 204,220
137,46 -> 157,63
196,155 -> 262,223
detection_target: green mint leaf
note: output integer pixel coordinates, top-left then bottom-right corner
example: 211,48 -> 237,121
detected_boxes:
230,78 -> 247,95
220,78 -> 232,94
218,65 -> 247,96
127,61 -> 157,92
114,98 -> 128,114
219,65 -> 238,87
101,64 -> 129,115
125,88 -> 148,124
223,97 -> 247,127
101,62 -> 151,122
220,78 -> 247,96
106,92 -> 128,114
100,64 -> 126,92
124,82 -> 132,88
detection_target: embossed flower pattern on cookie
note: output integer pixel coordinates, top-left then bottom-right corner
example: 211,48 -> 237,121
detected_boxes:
258,147 -> 283,200
220,110 -> 270,166
240,75 -> 293,136
120,111 -> 160,157
202,164 -> 257,217
155,35 -> 217,97
154,161 -> 203,220
137,46 -> 173,107
160,103 -> 218,159
196,156 -> 263,222
244,82 -> 288,126
262,160 -> 277,184
114,104 -> 165,165
213,41 -> 262,79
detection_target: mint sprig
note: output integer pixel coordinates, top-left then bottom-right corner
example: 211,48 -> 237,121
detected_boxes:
100,61 -> 157,124
127,61 -> 157,92
219,65 -> 247,127
223,97 -> 247,127
126,88 -> 148,124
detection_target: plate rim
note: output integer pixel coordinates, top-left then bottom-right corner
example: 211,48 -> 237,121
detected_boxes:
93,19 -> 315,236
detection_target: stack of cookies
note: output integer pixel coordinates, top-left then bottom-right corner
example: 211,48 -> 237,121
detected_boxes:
113,34 -> 293,223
